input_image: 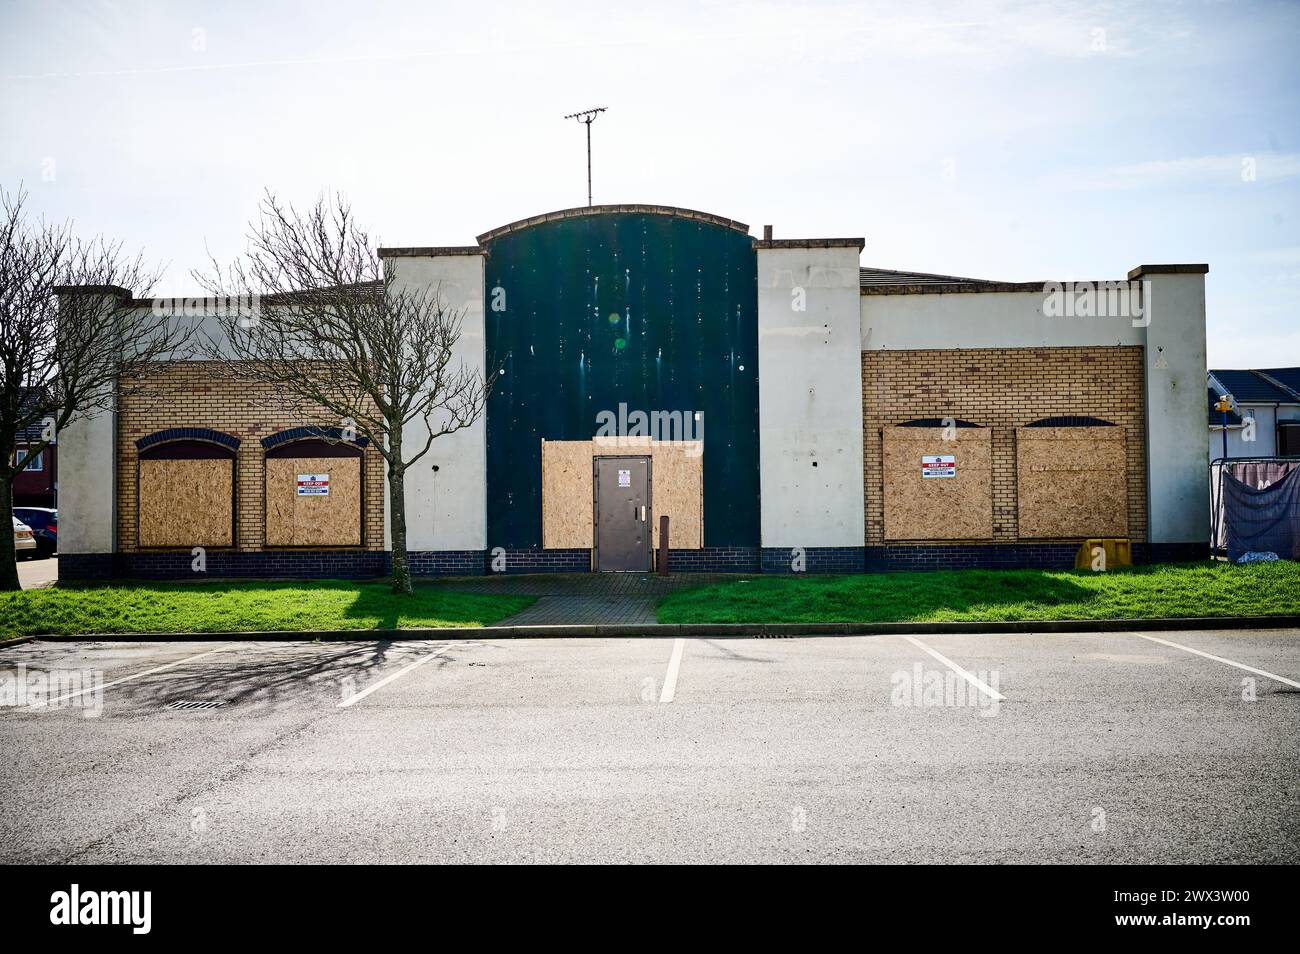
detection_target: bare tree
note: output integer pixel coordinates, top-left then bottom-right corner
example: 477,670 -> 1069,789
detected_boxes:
0,185 -> 186,591
199,192 -> 490,595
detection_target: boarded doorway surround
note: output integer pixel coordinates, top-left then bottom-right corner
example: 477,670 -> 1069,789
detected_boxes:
540,437 -> 703,564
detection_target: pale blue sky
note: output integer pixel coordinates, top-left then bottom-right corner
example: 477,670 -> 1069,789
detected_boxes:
3,0 -> 1298,367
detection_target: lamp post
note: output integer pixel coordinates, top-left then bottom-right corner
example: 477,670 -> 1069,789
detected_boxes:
1215,394 -> 1232,460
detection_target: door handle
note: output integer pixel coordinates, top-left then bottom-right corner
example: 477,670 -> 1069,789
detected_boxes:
639,505 -> 646,521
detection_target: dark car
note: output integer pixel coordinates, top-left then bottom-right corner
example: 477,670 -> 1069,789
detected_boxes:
13,507 -> 56,558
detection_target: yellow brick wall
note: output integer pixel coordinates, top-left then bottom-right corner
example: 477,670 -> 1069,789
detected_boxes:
117,364 -> 386,552
862,346 -> 1147,544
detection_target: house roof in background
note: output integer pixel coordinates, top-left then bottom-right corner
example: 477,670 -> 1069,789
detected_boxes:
859,266 -> 1002,289
1258,367 -> 1300,399
12,388 -> 54,445
1209,368 -> 1300,404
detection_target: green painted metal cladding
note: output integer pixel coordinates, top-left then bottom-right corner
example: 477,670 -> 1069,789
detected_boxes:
484,210 -> 759,549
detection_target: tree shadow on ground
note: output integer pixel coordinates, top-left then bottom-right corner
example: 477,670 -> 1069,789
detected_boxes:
103,639 -> 425,710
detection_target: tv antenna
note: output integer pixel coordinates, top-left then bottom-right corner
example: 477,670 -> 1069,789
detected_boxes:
564,107 -> 606,206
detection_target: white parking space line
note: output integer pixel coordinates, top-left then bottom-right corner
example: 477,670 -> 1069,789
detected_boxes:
902,635 -> 1006,702
659,638 -> 686,703
1133,633 -> 1300,688
28,644 -> 235,708
336,645 -> 451,708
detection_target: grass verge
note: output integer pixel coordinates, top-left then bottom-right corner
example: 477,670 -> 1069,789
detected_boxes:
655,561 -> 1300,624
0,580 -> 535,639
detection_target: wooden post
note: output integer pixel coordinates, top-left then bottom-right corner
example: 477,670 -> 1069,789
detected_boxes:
658,515 -> 670,575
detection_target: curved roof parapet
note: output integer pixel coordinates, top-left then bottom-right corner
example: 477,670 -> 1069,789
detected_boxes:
261,425 -> 370,450
136,427 -> 240,452
1025,416 -> 1117,427
475,204 -> 750,245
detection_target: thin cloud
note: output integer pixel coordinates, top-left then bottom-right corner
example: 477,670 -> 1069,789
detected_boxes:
1250,246 -> 1300,266
1043,153 -> 1300,191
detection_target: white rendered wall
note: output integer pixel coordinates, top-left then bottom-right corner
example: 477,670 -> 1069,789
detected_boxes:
1142,272 -> 1210,544
54,291 -> 124,555
757,246 -> 864,548
861,290 -> 1144,351
57,398 -> 115,553
382,254 -> 487,551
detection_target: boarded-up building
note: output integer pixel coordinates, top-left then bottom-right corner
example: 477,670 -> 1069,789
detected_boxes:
55,205 -> 1210,578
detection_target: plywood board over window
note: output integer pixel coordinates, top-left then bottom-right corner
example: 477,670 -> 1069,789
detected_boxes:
138,458 -> 234,547
1016,426 -> 1128,538
265,456 -> 362,546
541,437 -> 703,549
883,426 -> 993,540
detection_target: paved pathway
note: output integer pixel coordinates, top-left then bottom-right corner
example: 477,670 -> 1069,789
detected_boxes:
18,556 -> 57,590
430,572 -> 744,625
500,595 -> 660,625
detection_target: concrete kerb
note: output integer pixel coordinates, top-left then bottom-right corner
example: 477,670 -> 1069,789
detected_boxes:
0,635 -> 40,650
8,615 -> 1300,647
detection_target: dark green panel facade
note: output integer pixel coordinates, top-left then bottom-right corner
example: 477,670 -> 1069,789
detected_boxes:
484,210 -> 759,549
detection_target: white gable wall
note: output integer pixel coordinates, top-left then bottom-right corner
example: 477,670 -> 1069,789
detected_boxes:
756,245 -> 865,549
380,252 -> 488,552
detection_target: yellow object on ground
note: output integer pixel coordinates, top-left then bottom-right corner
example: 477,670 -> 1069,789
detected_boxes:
1075,538 -> 1132,570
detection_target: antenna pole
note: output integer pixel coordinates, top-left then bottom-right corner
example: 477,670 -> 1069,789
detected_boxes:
564,107 -> 607,207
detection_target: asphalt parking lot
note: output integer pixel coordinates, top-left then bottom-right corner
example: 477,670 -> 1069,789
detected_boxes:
1,629 -> 1297,864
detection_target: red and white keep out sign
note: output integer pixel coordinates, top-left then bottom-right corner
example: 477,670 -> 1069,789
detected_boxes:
297,473 -> 330,496
921,455 -> 956,478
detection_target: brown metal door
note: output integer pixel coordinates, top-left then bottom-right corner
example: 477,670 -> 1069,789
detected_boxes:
594,456 -> 652,571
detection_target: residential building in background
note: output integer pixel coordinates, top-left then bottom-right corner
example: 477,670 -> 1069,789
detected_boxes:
1208,368 -> 1300,460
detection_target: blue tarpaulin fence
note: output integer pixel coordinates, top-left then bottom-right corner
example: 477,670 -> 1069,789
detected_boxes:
1215,459 -> 1300,562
